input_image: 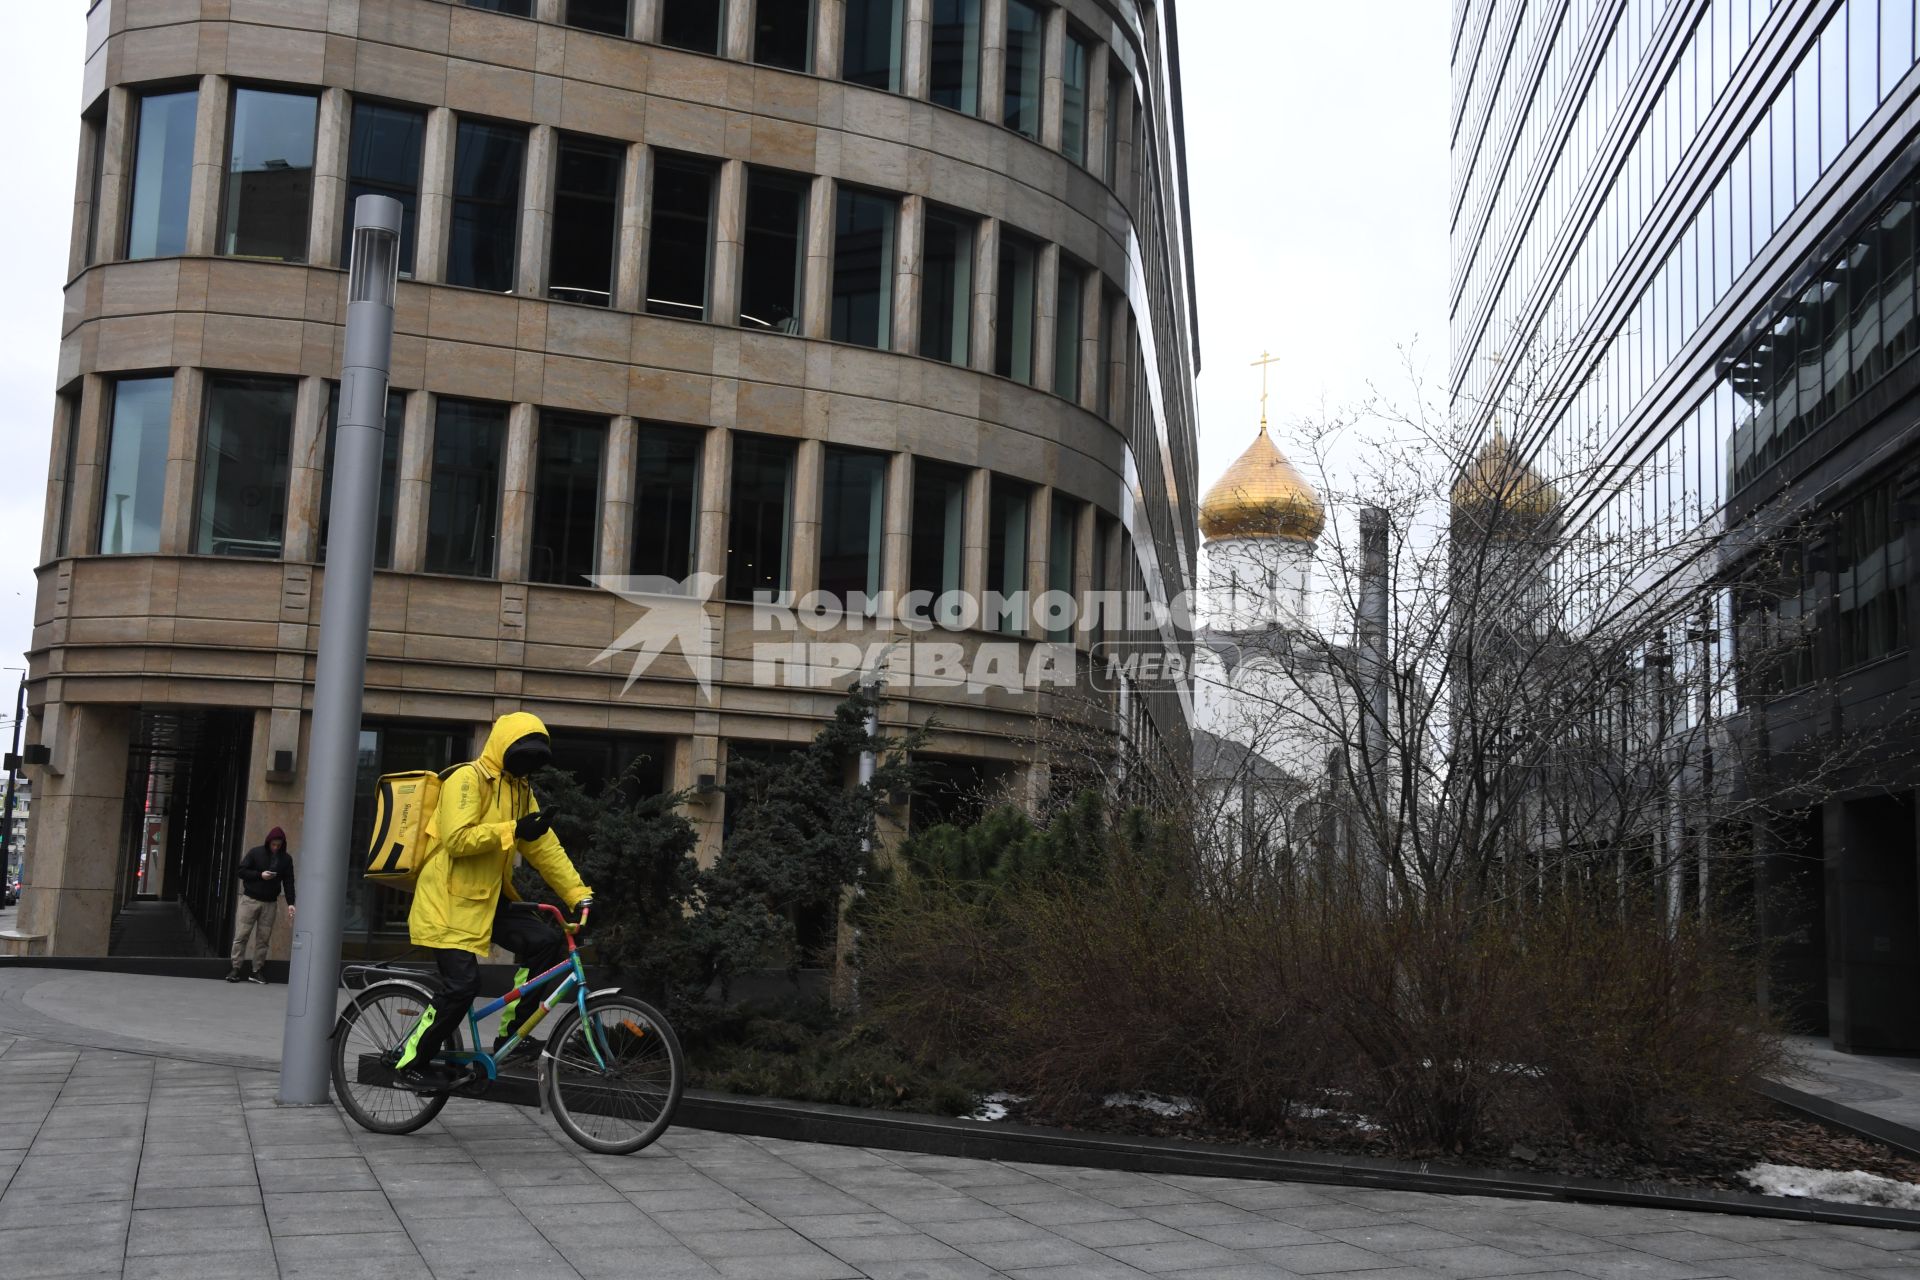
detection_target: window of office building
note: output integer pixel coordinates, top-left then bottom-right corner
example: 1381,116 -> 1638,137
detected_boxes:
83,118 -> 106,267
919,210 -> 973,365
1055,260 -> 1085,400
196,377 -> 295,558
550,134 -> 623,306
320,387 -> 404,568
1047,495 -> 1078,641
987,478 -> 1030,632
221,89 -> 317,262
550,731 -> 673,799
447,119 -> 526,292
531,411 -> 606,586
1105,71 -> 1123,185
1836,482 -> 1908,669
632,425 -> 702,580
53,391 -> 80,557
910,461 -> 968,626
344,103 -> 425,275
726,434 -> 795,600
466,0 -> 533,13
740,170 -> 807,333
1003,0 -> 1044,141
565,0 -> 628,34
755,0 -> 812,70
844,0 -> 904,91
1061,28 -> 1090,167
647,156 -> 715,320
662,0 -> 726,53
1095,289 -> 1117,417
995,231 -> 1038,384
832,188 -> 897,349
820,447 -> 887,606
99,376 -> 173,555
126,89 -> 197,260
929,0 -> 982,116
425,399 -> 506,577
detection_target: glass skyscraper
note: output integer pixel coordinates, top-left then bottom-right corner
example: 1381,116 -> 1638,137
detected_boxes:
1451,0 -> 1920,1052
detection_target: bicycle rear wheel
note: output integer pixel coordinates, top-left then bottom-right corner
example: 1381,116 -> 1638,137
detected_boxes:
330,980 -> 460,1135
543,993 -> 684,1155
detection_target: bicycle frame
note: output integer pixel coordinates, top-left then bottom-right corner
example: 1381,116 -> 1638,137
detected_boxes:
441,903 -> 607,1082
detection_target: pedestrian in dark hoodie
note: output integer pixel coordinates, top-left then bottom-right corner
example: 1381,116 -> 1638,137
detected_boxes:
228,827 -> 296,983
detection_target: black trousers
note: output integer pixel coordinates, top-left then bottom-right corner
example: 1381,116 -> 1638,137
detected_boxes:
398,903 -> 567,1068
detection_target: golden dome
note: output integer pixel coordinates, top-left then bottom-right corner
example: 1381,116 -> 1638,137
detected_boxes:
1451,428 -> 1559,520
1198,424 -> 1325,543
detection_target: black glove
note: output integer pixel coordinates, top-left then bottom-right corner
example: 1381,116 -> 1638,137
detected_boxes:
514,808 -> 555,843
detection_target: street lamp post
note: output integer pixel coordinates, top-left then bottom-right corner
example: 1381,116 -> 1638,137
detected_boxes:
278,196 -> 402,1105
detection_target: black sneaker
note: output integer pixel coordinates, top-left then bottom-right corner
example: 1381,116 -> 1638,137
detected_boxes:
245,971 -> 267,984
224,969 -> 246,983
491,1037 -> 544,1069
395,1064 -> 455,1094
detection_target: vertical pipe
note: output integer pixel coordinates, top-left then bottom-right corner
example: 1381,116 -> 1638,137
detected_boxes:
278,195 -> 402,1106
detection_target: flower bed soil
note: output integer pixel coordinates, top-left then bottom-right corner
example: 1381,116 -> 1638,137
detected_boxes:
996,1095 -> 1920,1194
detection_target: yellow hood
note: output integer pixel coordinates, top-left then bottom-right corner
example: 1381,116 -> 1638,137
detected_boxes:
477,711 -> 550,781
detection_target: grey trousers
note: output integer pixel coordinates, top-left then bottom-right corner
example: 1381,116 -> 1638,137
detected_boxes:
230,897 -> 278,972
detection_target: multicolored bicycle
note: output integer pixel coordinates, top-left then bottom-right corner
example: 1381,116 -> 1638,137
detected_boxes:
328,904 -> 685,1155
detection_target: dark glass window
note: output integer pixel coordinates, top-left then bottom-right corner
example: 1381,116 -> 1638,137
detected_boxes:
820,448 -> 887,606
550,732 -> 672,799
126,90 -> 198,260
929,0 -> 982,115
447,120 -> 526,292
1003,0 -> 1044,140
919,210 -> 973,364
995,231 -> 1038,383
466,0 -> 534,13
222,89 -> 317,262
100,377 -> 173,555
344,102 -> 425,275
1836,483 -> 1908,668
532,412 -> 606,586
1061,29 -> 1090,166
910,461 -> 968,626
1882,192 -> 1917,370
196,377 -> 295,558
661,0 -> 725,53
755,0 -> 812,70
320,387 -> 404,568
1055,260 -> 1084,400
1104,68 -> 1121,183
425,399 -> 506,577
54,392 -> 79,558
632,425 -> 702,581
987,478 -> 1030,632
1047,495 -> 1078,641
740,171 -> 807,333
550,134 -> 623,306
565,0 -> 629,34
843,0 -> 904,91
647,156 -> 715,320
726,434 -> 795,601
832,188 -> 896,348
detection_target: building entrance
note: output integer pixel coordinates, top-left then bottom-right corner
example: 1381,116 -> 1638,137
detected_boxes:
110,709 -> 254,958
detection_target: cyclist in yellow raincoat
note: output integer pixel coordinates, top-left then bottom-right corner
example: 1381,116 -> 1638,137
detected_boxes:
391,711 -> 594,1091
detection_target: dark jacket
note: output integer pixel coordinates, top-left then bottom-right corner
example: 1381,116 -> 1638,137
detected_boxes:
238,828 -> 296,905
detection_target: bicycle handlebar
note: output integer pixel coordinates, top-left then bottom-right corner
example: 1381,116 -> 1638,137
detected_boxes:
534,901 -> 590,935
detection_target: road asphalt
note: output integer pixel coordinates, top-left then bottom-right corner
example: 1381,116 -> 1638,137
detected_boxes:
2,965 -> 1919,1279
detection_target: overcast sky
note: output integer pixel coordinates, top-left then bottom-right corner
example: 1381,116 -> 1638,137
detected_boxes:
0,2 -> 1449,682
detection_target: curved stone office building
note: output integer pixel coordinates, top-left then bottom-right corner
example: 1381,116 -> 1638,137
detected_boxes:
16,0 -> 1201,958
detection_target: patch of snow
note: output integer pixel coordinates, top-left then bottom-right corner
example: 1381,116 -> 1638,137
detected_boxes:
1102,1091 -> 1198,1118
1743,1163 -> 1920,1210
964,1091 -> 1026,1122
1293,1103 -> 1383,1134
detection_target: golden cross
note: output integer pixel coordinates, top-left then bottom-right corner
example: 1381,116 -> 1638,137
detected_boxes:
1250,350 -> 1280,430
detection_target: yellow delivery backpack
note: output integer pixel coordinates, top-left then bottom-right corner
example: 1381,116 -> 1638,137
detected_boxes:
365,765 -> 467,891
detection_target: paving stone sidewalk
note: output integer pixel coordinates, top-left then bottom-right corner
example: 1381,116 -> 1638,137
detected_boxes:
4,1032 -> 1920,1279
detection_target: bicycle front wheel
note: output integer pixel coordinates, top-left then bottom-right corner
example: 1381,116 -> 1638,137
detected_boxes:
331,980 -> 460,1135
543,993 -> 685,1155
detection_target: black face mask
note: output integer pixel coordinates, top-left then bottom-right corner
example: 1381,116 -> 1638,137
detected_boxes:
501,734 -> 552,779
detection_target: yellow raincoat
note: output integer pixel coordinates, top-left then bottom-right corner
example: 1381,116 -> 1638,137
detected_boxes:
408,711 -> 593,956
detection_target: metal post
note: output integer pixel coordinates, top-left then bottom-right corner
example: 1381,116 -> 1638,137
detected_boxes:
279,195 -> 402,1105
2,674 -> 23,892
